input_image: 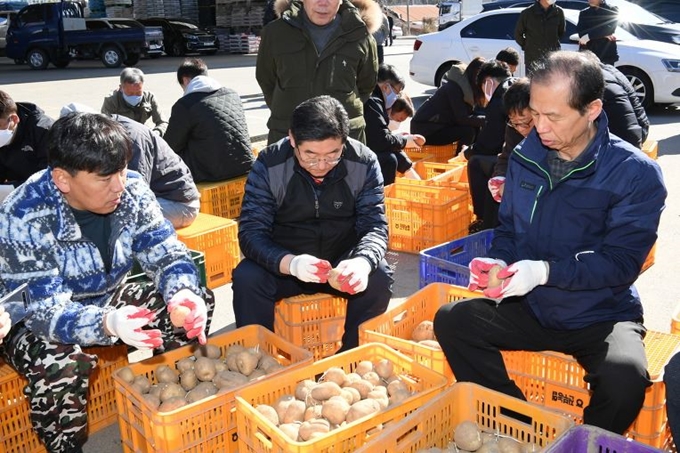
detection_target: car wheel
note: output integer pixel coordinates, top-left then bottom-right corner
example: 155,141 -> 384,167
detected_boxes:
202,49 -> 218,55
52,57 -> 70,68
123,53 -> 140,66
101,46 -> 123,68
172,41 -> 185,56
26,48 -> 49,70
619,67 -> 654,109
435,62 -> 455,87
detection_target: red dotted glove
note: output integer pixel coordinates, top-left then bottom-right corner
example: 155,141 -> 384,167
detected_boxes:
105,306 -> 163,350
334,257 -> 372,295
168,289 -> 209,345
488,176 -> 506,203
468,257 -> 508,292
289,254 -> 332,283
483,260 -> 549,299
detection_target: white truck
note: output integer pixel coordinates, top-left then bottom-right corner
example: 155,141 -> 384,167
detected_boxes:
438,0 -> 489,30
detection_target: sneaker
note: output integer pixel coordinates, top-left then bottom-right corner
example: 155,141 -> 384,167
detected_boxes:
468,219 -> 485,234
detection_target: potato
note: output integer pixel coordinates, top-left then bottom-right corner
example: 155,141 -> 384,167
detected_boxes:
225,353 -> 240,372
160,383 -> 186,402
170,305 -> 191,328
179,370 -> 198,391
373,359 -> 394,380
418,340 -> 442,350
117,366 -> 135,384
132,375 -> 151,394
147,383 -> 165,398
248,368 -> 267,381
273,395 -> 298,423
348,379 -> 374,399
236,350 -> 260,376
214,360 -> 228,373
498,437 -> 523,453
387,379 -> 409,396
354,360 -> 374,377
213,370 -> 249,389
322,397 -> 350,425
186,381 -> 218,404
411,320 -> 435,342
310,382 -> 343,401
295,379 -> 317,402
278,423 -> 301,441
342,372 -> 362,386
327,268 -> 344,291
338,388 -> 356,405
265,362 -> 284,374
367,389 -> 389,409
362,371 -> 381,387
158,396 -> 187,412
194,357 -> 217,382
298,418 -> 331,441
321,367 -> 346,386
388,388 -> 411,406
156,365 -> 179,384
304,405 -> 323,421
142,393 -> 161,409
256,404 -> 279,426
176,357 -> 195,373
280,399 -> 306,424
343,386 -> 362,404
477,442 -> 502,453
193,344 -> 222,359
482,432 -> 498,444
488,264 -> 504,289
454,421 -> 482,451
258,354 -> 281,372
225,344 -> 246,356
346,398 -> 381,423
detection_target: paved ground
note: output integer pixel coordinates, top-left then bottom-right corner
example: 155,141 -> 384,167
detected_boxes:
2,37 -> 679,452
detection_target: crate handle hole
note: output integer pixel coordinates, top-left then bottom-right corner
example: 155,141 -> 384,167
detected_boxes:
499,405 -> 533,426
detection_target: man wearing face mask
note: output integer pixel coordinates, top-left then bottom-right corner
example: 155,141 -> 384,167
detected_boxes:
364,63 -> 423,185
0,91 -> 54,192
101,68 -> 168,137
514,0 -> 565,74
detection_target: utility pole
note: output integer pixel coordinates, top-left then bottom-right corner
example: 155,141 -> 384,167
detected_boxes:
406,0 -> 411,35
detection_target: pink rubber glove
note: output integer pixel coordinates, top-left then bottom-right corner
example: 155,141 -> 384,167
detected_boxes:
105,306 -> 163,350
468,257 -> 508,291
289,254 -> 332,283
334,257 -> 372,295
168,289 -> 209,345
483,260 -> 549,299
488,176 -> 506,203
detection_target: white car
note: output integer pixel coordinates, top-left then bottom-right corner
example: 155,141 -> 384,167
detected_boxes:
409,8 -> 680,107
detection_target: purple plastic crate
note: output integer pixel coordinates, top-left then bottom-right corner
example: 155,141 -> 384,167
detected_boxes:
418,229 -> 494,288
545,425 -> 666,453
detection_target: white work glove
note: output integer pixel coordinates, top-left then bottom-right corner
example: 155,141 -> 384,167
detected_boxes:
488,176 -> 506,203
484,260 -> 549,299
579,33 -> 590,45
0,306 -> 11,344
334,257 -> 372,295
168,289 -> 209,345
105,306 -> 163,350
468,257 -> 508,292
289,254 -> 332,283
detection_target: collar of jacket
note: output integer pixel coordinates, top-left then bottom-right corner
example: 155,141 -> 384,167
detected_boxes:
282,139 -> 349,184
531,2 -> 560,15
514,110 -> 611,179
281,0 -> 371,37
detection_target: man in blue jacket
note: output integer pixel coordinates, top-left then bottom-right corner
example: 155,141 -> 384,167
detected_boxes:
232,95 -> 393,352
434,51 -> 666,434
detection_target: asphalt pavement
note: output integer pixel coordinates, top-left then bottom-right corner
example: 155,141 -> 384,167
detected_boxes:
1,37 -> 679,452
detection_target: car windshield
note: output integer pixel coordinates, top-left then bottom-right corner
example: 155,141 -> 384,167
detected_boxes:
169,20 -> 199,30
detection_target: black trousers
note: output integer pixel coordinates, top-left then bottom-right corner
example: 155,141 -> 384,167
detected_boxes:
664,352 -> 680,442
232,257 -> 393,352
410,121 -> 477,147
467,154 -> 499,228
377,150 -> 412,185
433,297 -> 650,434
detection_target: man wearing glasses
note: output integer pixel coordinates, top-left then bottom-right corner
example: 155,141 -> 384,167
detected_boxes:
232,95 -> 393,352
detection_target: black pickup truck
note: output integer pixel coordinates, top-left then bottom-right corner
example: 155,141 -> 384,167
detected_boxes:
5,1 -> 164,69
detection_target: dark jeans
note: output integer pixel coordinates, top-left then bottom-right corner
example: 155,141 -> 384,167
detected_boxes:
664,352 -> 680,441
410,121 -> 477,147
232,257 -> 394,351
467,154 -> 499,229
433,297 -> 650,434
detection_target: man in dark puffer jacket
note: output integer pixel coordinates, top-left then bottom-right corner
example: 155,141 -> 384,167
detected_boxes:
165,58 -> 254,183
232,95 -> 393,352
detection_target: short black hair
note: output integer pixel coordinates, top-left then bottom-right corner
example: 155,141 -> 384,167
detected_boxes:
503,78 -> 531,116
377,63 -> 405,90
290,96 -> 349,144
48,113 -> 132,176
177,58 -> 208,85
476,60 -> 512,87
0,90 -> 17,118
496,47 -> 520,67
530,51 -> 604,115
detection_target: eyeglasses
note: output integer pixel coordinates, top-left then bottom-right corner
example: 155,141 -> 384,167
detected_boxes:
506,120 -> 533,131
295,147 -> 343,167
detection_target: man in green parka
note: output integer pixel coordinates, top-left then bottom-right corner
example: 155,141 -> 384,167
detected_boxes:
256,0 -> 381,145
514,0 -> 566,74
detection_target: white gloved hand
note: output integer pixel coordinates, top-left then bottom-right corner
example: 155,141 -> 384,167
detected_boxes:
488,176 -> 506,203
468,257 -> 508,291
105,305 -> 163,350
334,257 -> 373,294
289,254 -> 332,283
168,289 -> 209,345
0,306 -> 11,344
579,33 -> 590,45
484,260 -> 549,299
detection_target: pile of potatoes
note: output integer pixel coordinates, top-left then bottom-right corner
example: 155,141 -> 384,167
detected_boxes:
416,421 -> 538,453
411,320 -> 441,350
116,343 -> 286,412
253,359 -> 413,442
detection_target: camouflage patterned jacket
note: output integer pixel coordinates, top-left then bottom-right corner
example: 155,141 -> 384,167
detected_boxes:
0,169 -> 201,346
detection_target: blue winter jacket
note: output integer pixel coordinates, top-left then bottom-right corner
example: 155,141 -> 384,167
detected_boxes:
490,112 -> 666,330
0,169 -> 201,346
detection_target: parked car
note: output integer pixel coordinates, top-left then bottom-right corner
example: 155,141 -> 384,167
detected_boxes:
623,0 -> 680,22
409,7 -> 680,107
138,17 -> 219,56
85,18 -> 164,59
482,0 -> 680,46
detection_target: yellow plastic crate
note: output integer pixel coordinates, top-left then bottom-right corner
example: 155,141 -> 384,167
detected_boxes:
274,293 -> 347,360
359,283 -> 680,450
175,212 -> 241,288
642,139 -> 658,160
234,343 -> 449,453
405,143 -> 457,163
355,382 -> 574,453
399,161 -> 469,191
113,325 -> 313,453
0,344 -> 129,453
384,183 -> 472,253
197,176 -> 248,219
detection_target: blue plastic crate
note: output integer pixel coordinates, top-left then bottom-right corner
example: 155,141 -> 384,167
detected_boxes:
545,425 -> 666,453
419,229 -> 494,288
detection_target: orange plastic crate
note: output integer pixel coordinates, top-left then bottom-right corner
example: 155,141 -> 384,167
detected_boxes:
405,143 -> 457,163
197,176 -> 248,219
384,183 -> 472,253
113,325 -> 313,453
399,162 -> 469,191
359,283 -> 680,450
234,343 -> 449,453
0,344 -> 128,453
671,303 -> 680,336
274,293 -> 347,360
642,139 -> 658,160
175,212 -> 241,288
355,382 -> 574,453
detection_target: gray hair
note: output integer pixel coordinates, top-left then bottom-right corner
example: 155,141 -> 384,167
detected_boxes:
119,67 -> 144,85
